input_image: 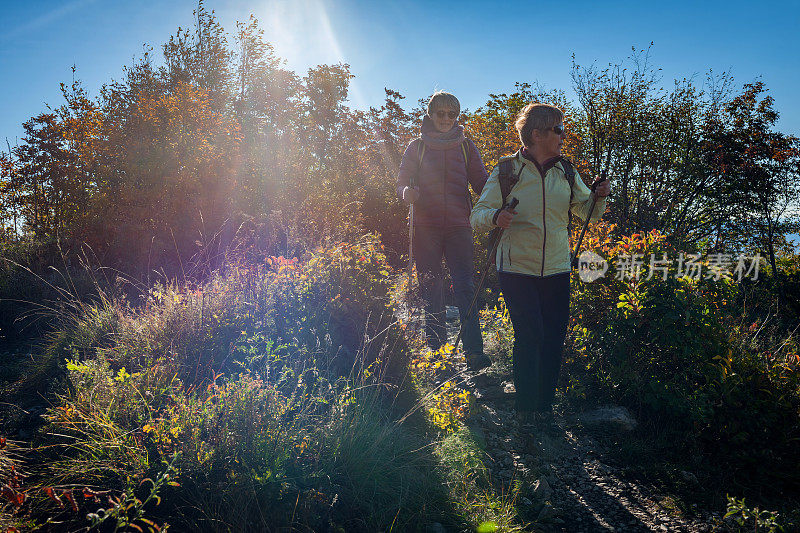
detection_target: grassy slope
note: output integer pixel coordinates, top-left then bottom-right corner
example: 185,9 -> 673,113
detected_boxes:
2,241 -> 799,531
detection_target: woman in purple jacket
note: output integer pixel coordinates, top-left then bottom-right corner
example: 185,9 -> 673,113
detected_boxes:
397,91 -> 490,370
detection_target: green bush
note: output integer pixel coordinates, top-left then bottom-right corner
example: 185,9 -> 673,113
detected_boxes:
18,236 -> 456,530
567,230 -> 730,418
565,228 -> 800,493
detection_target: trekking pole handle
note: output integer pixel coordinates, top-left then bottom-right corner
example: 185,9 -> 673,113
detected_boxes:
504,197 -> 519,211
590,176 -> 608,192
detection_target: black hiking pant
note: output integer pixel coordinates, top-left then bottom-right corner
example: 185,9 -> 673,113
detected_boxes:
414,225 -> 483,355
499,271 -> 570,412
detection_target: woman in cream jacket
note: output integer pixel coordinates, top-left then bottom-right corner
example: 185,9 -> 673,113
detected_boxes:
471,103 -> 611,420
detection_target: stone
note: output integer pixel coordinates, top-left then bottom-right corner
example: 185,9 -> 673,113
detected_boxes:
537,502 -> 556,521
579,406 -> 637,431
28,405 -> 46,415
479,405 -> 503,427
680,470 -> 700,485
533,475 -> 552,500
445,306 -> 459,321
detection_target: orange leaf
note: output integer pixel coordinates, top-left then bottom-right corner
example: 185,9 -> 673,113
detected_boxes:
62,489 -> 79,512
43,487 -> 64,507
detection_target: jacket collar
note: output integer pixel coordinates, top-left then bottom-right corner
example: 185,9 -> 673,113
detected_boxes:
519,147 -> 560,176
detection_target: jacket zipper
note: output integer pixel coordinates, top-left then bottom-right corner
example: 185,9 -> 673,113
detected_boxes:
540,166 -> 547,276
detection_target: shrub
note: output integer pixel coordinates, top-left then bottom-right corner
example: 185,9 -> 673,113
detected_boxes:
567,228 -> 730,418
17,237 -> 456,530
564,226 -> 800,493
723,495 -> 786,532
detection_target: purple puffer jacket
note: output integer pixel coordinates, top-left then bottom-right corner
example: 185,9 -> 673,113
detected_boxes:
396,127 -> 488,228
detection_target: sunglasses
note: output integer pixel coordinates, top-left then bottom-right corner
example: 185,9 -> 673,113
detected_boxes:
549,124 -> 565,136
435,110 -> 459,120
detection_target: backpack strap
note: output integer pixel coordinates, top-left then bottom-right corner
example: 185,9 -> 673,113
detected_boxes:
409,138 -> 426,188
498,159 -> 515,205
560,156 -> 575,190
416,139 -> 474,203
489,151 -> 526,267
560,157 -> 575,212
417,139 -> 471,173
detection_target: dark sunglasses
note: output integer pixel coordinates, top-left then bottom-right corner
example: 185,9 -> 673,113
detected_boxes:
549,124 -> 565,135
435,110 -> 459,120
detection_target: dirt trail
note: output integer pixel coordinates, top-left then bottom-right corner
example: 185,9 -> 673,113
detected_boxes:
395,301 -> 720,532
463,373 -> 718,532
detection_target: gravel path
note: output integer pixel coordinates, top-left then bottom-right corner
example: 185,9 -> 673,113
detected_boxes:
464,373 -> 718,532
399,301 -> 723,532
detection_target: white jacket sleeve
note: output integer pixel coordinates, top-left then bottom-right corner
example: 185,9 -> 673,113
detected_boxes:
470,164 -> 504,231
569,170 -> 606,223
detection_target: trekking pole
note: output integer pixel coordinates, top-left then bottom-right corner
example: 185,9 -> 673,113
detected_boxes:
452,197 -> 519,353
407,181 -> 416,305
570,176 -> 608,269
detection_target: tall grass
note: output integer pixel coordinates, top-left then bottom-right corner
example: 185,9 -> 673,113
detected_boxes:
1,237 -> 473,531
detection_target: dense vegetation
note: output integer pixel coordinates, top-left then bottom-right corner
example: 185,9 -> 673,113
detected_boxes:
1,2 -> 799,531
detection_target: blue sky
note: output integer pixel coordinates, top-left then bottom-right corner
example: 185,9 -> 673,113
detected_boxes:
2,0 -> 799,147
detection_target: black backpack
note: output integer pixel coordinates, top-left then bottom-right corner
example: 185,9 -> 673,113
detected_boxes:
488,153 -> 576,265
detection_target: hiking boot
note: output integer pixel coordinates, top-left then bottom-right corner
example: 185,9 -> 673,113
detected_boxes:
465,351 -> 492,371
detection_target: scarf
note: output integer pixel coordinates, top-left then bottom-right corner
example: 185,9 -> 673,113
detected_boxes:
420,115 -> 466,150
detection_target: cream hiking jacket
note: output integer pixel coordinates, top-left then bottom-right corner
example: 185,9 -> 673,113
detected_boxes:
471,151 -> 606,277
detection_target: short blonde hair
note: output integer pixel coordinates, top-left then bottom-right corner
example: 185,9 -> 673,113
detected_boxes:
515,103 -> 563,148
427,91 -> 460,117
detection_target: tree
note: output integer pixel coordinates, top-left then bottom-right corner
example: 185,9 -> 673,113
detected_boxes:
703,81 -> 800,275
0,151 -> 20,238
162,0 -> 232,109
12,112 -> 88,239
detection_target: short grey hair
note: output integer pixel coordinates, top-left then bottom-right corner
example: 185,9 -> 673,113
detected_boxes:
427,91 -> 461,117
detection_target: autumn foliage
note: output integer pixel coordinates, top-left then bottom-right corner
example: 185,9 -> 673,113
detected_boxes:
2,3 -> 800,530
